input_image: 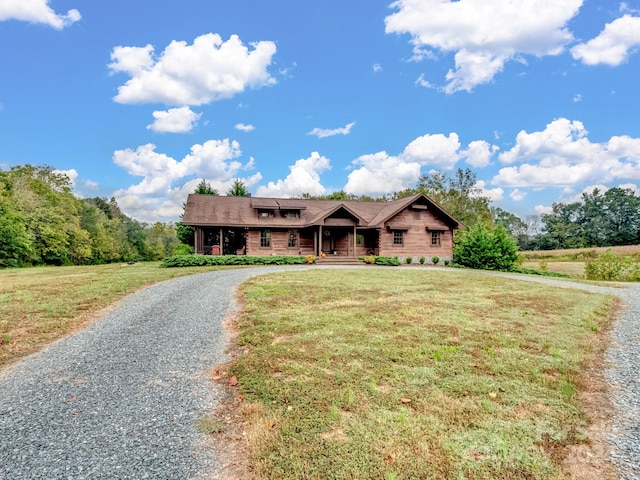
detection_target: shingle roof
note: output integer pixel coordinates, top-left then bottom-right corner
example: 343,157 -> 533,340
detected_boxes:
182,194 -> 462,229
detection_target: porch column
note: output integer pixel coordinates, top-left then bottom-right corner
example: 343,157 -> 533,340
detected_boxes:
219,228 -> 223,254
353,226 -> 357,257
195,227 -> 204,254
318,225 -> 323,255
313,229 -> 317,256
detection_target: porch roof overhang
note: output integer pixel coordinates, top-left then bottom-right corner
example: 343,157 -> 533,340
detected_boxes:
306,202 -> 366,227
369,193 -> 463,230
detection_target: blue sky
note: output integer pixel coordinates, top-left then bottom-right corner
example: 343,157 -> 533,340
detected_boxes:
1,0 -> 640,223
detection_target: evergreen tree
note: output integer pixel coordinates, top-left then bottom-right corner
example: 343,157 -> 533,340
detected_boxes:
176,179 -> 219,245
226,179 -> 248,196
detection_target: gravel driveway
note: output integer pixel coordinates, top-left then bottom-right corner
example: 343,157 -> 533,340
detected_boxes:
0,266 -> 638,479
0,267 -> 307,479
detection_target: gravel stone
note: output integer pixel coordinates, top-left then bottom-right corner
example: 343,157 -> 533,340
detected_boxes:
1,266 -> 638,479
0,266 -> 306,480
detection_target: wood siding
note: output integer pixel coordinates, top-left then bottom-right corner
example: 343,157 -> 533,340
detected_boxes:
246,229 -> 315,256
380,208 -> 453,258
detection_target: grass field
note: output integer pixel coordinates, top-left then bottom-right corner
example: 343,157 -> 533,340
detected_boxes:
0,262 -> 230,367
0,262 -> 618,478
520,245 -> 640,279
522,262 -> 586,278
521,245 -> 640,259
218,269 -> 614,480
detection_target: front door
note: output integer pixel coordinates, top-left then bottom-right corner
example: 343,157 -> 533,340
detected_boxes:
322,233 -> 332,253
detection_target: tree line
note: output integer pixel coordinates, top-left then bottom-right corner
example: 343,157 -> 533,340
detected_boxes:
301,169 -> 640,251
0,165 -> 178,267
3,164 -> 638,268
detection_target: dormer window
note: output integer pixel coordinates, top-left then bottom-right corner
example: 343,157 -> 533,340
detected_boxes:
283,210 -> 300,218
251,199 -> 278,218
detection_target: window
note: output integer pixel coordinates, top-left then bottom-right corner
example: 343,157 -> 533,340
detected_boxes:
260,210 -> 270,218
355,234 -> 363,245
393,231 -> 403,246
284,211 -> 300,218
431,231 -> 441,246
413,210 -> 421,220
260,229 -> 271,247
287,230 -> 298,248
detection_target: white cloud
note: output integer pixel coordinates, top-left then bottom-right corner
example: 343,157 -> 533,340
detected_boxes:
415,74 -> 436,89
147,106 -> 201,133
53,168 -> 78,187
558,184 -> 608,204
256,152 -> 330,197
509,189 -> 527,201
400,132 -> 461,169
444,49 -> 507,93
0,0 -> 80,29
112,139 -> 254,222
474,180 -> 504,202
243,157 -> 256,170
492,118 -> 640,188
344,151 -> 422,196
569,182 -> 640,202
235,123 -> 255,132
83,180 -> 99,190
619,182 -> 640,194
573,93 -> 582,102
571,15 -> 640,66
462,140 -> 498,168
373,63 -> 382,72
109,33 -> 276,106
307,122 -> 356,139
344,130 -> 495,196
620,3 -> 640,15
114,144 -> 182,181
181,139 -> 244,179
385,0 -> 582,93
498,118 -> 595,165
535,204 -> 553,215
581,184 -> 609,195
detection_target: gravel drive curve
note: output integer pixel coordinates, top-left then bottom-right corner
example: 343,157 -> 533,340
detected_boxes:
0,266 -> 307,480
1,266 -> 638,479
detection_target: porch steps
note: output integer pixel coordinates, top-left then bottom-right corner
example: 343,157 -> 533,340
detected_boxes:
316,256 -> 364,266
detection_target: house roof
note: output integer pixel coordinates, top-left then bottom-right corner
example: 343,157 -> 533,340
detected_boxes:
182,193 -> 463,229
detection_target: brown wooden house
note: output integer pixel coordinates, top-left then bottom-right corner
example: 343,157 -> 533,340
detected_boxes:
181,193 -> 463,261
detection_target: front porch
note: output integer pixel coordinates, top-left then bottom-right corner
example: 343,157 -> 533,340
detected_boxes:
194,227 -> 246,255
314,226 -> 379,257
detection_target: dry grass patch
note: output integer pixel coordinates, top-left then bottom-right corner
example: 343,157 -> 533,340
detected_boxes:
522,262 -> 587,278
220,269 -> 615,479
520,245 -> 640,279
0,262 -> 229,367
524,245 -> 640,258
